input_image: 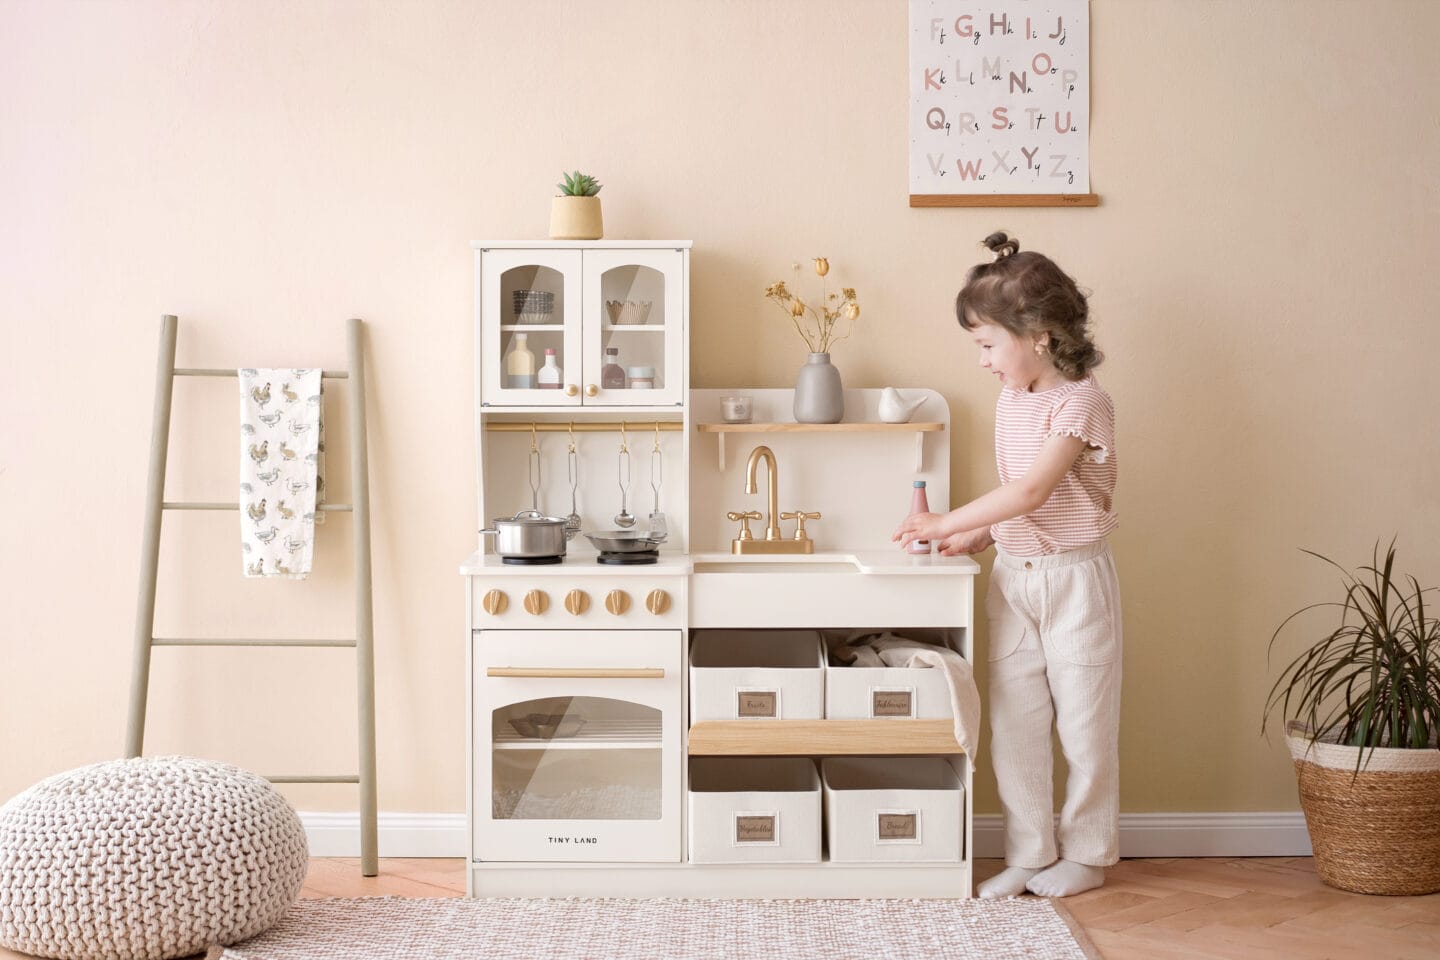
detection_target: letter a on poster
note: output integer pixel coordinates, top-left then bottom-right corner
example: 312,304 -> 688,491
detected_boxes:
909,0 -> 1090,196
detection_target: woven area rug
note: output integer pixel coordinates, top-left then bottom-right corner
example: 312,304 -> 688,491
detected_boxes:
210,896 -> 1101,960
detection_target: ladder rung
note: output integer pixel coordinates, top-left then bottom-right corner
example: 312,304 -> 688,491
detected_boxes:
265,775 -> 361,784
162,501 -> 354,511
174,368 -> 349,379
151,637 -> 357,648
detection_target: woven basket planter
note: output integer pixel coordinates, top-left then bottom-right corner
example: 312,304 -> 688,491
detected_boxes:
1286,722 -> 1440,896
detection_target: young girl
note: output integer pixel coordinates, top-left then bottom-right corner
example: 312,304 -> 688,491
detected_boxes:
894,232 -> 1120,899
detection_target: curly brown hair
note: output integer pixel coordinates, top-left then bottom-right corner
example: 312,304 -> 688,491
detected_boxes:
955,232 -> 1102,380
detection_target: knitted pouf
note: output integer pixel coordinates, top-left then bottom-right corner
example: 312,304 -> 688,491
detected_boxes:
0,756 -> 309,960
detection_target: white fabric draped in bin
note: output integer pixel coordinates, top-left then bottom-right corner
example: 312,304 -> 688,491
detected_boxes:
829,632 -> 981,758
238,369 -> 324,579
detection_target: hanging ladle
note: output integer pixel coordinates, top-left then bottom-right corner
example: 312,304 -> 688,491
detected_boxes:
564,422 -> 581,540
614,423 -> 635,528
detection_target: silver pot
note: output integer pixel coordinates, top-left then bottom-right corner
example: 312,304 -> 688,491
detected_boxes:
481,510 -> 569,559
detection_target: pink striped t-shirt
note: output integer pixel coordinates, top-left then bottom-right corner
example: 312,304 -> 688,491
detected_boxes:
990,374 -> 1117,556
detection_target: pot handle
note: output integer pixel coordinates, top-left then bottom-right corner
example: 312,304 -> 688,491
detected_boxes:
479,528 -> 499,537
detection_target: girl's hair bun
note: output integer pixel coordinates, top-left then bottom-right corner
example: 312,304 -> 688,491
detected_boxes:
982,231 -> 1020,260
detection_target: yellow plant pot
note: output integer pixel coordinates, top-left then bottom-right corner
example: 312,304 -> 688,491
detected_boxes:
549,196 -> 603,240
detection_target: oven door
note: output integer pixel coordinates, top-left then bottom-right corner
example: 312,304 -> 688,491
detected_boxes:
473,628 -> 682,862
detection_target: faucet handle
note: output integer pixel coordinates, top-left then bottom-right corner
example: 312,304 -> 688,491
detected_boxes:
726,510 -> 763,541
780,510 -> 822,541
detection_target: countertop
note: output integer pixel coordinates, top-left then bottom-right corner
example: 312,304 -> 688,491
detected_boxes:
460,549 -> 981,576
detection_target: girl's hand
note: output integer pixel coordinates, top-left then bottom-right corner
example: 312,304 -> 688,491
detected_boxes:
936,527 -> 994,556
892,512 -> 947,549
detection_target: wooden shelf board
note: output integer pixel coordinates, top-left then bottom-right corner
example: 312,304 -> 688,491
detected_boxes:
687,719 -> 963,756
909,193 -> 1100,208
696,422 -> 945,434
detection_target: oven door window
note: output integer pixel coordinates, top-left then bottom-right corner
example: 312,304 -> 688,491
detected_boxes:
492,695 -> 662,821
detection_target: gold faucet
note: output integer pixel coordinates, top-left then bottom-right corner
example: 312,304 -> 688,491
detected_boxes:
730,445 -> 816,554
745,445 -> 783,541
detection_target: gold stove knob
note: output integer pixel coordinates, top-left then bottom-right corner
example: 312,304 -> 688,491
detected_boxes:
481,590 -> 508,616
565,589 -> 590,615
645,589 -> 671,615
523,589 -> 549,616
605,589 -> 631,616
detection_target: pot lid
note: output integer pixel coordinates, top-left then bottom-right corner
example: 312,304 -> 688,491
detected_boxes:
493,510 -> 568,525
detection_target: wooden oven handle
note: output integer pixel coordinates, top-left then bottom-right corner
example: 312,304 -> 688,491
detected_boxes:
486,667 -> 666,679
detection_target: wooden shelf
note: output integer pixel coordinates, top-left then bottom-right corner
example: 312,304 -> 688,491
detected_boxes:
696,422 -> 944,433
687,719 -> 963,756
909,193 -> 1100,208
696,422 -> 945,470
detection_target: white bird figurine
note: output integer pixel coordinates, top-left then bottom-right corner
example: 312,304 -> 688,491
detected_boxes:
878,387 -> 925,424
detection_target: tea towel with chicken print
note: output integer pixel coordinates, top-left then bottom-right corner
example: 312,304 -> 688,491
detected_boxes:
239,369 -> 325,579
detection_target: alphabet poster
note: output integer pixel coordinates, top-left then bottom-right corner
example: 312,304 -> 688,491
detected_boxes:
909,1 -> 1090,197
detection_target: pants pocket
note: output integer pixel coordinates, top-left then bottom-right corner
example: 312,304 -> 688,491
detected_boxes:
984,567 -> 1028,663
1047,557 -> 1118,667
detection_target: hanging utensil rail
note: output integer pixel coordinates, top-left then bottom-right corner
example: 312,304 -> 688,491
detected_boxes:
485,421 -> 682,433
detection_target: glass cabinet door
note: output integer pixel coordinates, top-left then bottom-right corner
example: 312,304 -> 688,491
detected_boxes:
491,695 -> 663,822
581,249 -> 685,406
480,249 -> 582,406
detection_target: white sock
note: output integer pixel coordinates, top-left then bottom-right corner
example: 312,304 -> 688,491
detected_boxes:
977,865 -> 1044,899
1025,859 -> 1105,897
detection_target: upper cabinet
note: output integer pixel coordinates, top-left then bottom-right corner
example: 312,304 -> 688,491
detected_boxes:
477,243 -> 689,408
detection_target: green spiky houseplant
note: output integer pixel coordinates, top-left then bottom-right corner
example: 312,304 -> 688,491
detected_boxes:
1262,541 -> 1440,895
549,169 -> 604,240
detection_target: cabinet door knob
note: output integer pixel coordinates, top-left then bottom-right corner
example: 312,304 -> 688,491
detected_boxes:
564,589 -> 590,615
482,589 -> 508,615
605,589 -> 631,616
565,384 -> 579,397
585,384 -> 599,398
645,589 -> 671,615
523,589 -> 549,616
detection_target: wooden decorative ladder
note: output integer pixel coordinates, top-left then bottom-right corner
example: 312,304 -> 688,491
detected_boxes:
125,314 -> 378,876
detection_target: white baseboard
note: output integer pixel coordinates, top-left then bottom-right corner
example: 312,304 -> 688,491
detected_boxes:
300,811 -> 467,858
300,811 -> 1312,860
972,812 -> 1312,859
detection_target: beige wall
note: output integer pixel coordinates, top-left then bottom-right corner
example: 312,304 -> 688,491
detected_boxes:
3,0 -> 1437,819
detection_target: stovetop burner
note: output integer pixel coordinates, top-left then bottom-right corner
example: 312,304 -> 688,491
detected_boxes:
501,555 -> 564,565
597,550 -> 659,565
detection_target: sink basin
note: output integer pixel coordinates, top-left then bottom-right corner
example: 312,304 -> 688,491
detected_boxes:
693,560 -> 861,574
689,553 -> 968,628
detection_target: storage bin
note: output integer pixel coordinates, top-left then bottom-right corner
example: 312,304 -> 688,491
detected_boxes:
688,757 -> 821,863
825,645 -> 955,721
689,630 -> 825,723
821,757 -> 964,862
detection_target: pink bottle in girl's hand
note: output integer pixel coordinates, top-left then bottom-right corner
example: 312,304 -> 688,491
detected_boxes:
906,480 -> 932,554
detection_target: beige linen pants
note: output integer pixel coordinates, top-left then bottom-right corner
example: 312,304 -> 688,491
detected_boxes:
986,539 -> 1122,868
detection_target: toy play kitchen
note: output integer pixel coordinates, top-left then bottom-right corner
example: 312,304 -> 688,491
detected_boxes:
462,240 -> 980,897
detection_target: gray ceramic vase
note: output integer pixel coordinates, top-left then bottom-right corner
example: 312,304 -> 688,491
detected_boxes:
793,352 -> 844,423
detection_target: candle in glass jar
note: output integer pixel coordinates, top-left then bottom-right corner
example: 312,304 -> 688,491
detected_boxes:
720,395 -> 753,423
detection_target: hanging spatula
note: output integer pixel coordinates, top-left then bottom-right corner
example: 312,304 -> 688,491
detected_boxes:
647,424 -> 667,540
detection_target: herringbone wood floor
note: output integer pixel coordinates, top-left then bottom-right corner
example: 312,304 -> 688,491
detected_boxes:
4,857 -> 1438,959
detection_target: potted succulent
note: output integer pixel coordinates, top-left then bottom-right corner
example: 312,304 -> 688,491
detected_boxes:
1262,541 -> 1440,895
550,170 -> 603,240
